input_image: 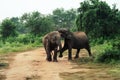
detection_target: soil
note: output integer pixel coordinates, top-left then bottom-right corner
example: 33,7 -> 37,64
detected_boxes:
0,48 -> 120,80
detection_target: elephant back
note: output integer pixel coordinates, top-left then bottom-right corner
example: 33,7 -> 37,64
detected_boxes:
73,32 -> 88,40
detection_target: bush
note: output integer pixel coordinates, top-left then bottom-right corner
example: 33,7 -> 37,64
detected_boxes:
15,34 -> 33,44
3,34 -> 42,45
94,38 -> 120,63
0,34 -> 43,54
95,49 -> 120,63
112,38 -> 120,50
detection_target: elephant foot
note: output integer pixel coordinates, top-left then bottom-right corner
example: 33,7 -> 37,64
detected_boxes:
47,59 -> 52,62
53,59 -> 58,62
59,54 -> 63,58
68,58 -> 72,61
46,57 -> 52,61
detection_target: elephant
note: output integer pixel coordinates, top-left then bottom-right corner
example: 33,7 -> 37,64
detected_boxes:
58,28 -> 92,60
42,31 -> 62,62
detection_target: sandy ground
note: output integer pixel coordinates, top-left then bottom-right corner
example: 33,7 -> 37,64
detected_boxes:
4,48 -> 85,80
1,48 -> 119,80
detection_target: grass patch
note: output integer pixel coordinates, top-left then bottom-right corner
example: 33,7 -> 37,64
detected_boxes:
0,34 -> 43,55
107,63 -> 120,77
91,40 -> 120,63
0,42 -> 43,55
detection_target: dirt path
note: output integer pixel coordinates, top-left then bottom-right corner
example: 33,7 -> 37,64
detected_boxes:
2,48 -> 120,80
4,48 -> 84,80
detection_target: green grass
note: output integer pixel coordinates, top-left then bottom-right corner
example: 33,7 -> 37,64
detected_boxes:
0,34 -> 43,55
0,42 -> 43,55
91,40 -> 120,63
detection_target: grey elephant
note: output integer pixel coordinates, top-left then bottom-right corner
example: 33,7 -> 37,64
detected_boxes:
58,28 -> 92,60
42,31 -> 62,62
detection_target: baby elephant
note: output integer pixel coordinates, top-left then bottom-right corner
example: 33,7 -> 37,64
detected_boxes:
58,28 -> 92,60
42,31 -> 62,62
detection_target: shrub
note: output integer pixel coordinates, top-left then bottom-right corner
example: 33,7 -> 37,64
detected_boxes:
0,34 -> 43,54
112,39 -> 120,50
94,38 -> 120,63
95,49 -> 120,63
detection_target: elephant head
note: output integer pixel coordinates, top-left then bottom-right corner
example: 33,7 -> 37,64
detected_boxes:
57,28 -> 72,40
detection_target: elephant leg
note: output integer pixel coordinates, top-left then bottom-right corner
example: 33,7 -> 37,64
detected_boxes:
59,46 -> 67,57
53,48 -> 58,62
86,44 -> 92,57
59,41 -> 68,57
74,49 -> 80,59
67,40 -> 72,60
46,46 -> 52,61
59,42 -> 68,57
46,52 -> 52,61
68,42 -> 72,60
68,48 -> 72,60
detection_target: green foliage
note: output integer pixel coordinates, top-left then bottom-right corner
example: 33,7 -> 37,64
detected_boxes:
111,37 -> 120,50
76,0 -> 120,38
0,34 -> 43,54
93,38 -> 120,63
4,34 -> 42,44
91,37 -> 104,45
92,41 -> 112,55
52,8 -> 77,30
21,11 -> 53,35
96,49 -> 120,63
0,42 -> 38,54
10,17 -> 27,34
16,34 -> 34,44
0,18 -> 18,39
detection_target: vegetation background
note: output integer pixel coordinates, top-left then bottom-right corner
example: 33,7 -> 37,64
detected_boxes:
0,0 -> 120,63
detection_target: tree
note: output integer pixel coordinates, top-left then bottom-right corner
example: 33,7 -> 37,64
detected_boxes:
21,11 -> 52,35
52,8 -> 77,30
76,0 -> 120,38
0,18 -> 17,39
10,17 -> 26,34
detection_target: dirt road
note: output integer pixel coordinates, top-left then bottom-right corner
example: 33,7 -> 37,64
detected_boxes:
4,48 -> 84,80
1,48 -> 119,80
